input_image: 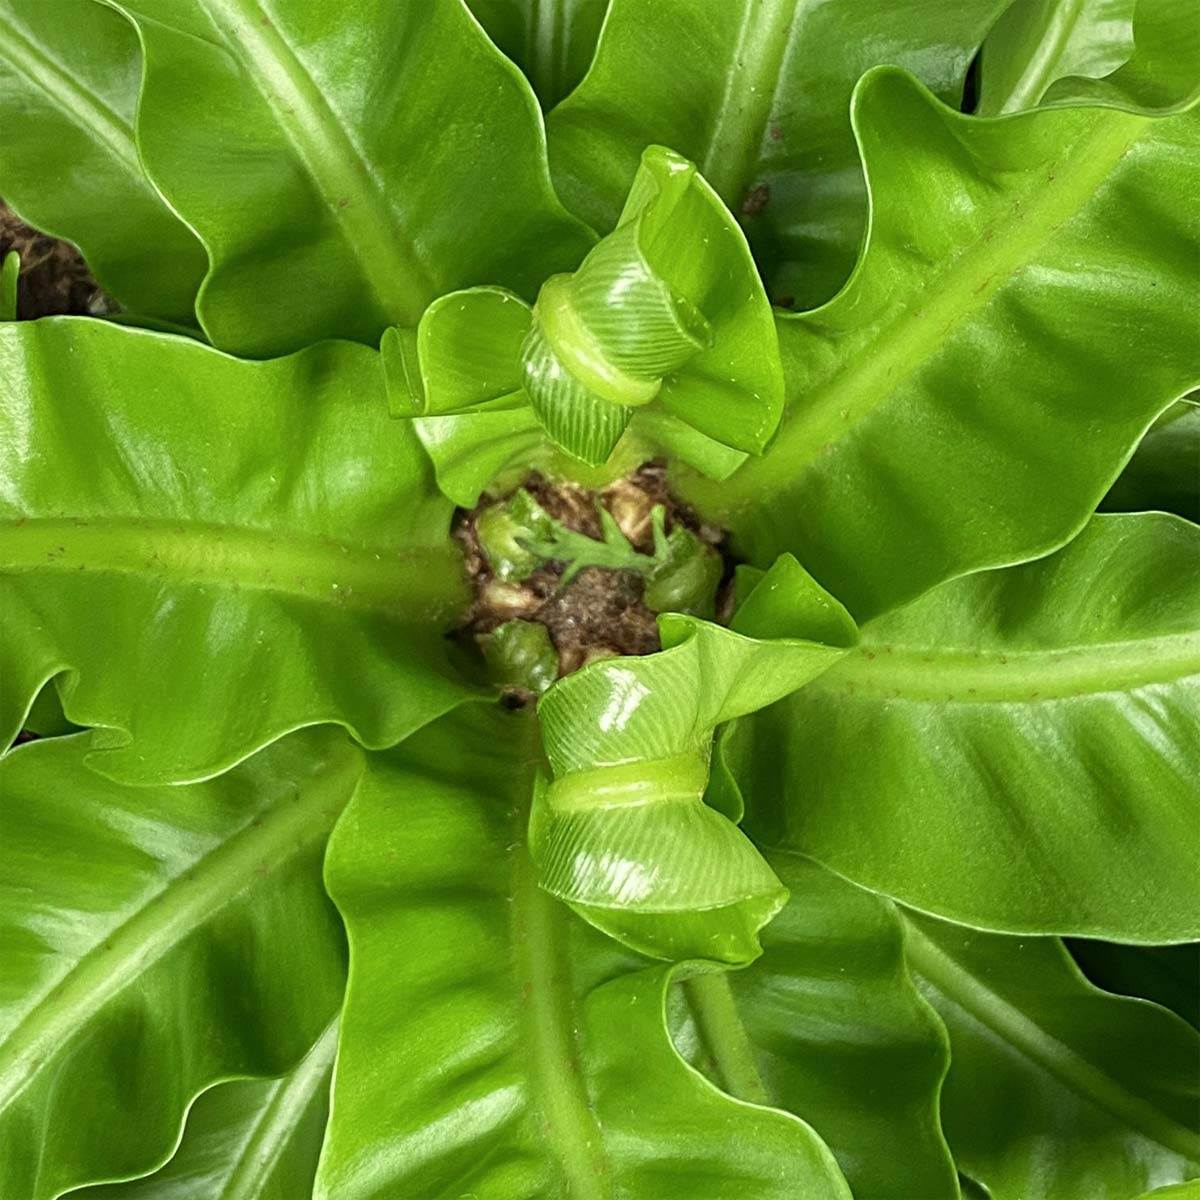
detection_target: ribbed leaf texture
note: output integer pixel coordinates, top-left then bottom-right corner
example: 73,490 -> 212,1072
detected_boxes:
0,731 -> 357,1199
907,914 -> 1200,1198
534,555 -> 856,962
102,0 -> 593,355
726,514 -> 1200,940
682,69 -> 1199,619
317,705 -> 853,1200
0,320 -> 473,783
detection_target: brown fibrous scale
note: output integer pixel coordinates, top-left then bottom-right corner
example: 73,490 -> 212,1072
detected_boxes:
455,462 -> 726,678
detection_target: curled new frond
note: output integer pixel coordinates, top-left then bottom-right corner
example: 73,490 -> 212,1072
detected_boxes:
383,145 -> 784,467
531,555 -> 858,963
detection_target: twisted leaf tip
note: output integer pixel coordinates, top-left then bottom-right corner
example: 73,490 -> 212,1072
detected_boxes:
529,554 -> 860,963
384,145 -> 784,468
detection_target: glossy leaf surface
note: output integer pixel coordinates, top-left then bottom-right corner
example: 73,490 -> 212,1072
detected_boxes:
317,704 -> 851,1200
727,514 -> 1200,940
977,0 -> 1137,114
74,1024 -> 336,1200
535,555 -> 856,962
1069,940 -> 1200,1030
409,378 -> 750,511
391,145 -> 782,467
1040,0 -> 1200,111
107,0 -> 593,356
548,0 -> 1010,305
1138,1182 -> 1200,1199
1,3 -> 1196,1192
1102,401 -> 1200,522
467,0 -> 608,107
0,731 -> 357,1199
413,406 -> 558,508
0,0 -> 206,321
683,70 -> 1199,619
388,287 -> 530,417
674,853 -> 957,1200
523,144 -> 781,463
0,319 -> 473,783
907,914 -> 1200,1199
18,680 -> 79,740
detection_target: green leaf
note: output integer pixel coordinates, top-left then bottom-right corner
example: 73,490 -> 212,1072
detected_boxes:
643,514 -> 724,618
317,704 -> 852,1200
409,400 -> 749,512
389,287 -> 531,417
533,555 -> 855,963
1102,400 -> 1200,522
106,0 -> 593,356
496,491 -> 651,582
411,407 -> 555,509
0,319 -> 474,784
519,282 -> 637,464
466,0 -> 609,108
978,0 -> 1138,115
394,144 -> 783,467
905,913 -> 1200,1199
19,678 -> 80,739
0,0 -> 206,322
1138,1183 -> 1200,1200
681,69 -> 1199,619
0,730 -> 356,1199
73,1024 -> 336,1200
1041,0 -> 1200,111
673,852 -> 958,1200
532,145 -> 782,460
1069,940 -> 1200,1030
547,0 -> 1010,306
476,488 -> 562,580
725,514 -> 1200,941
0,249 -> 18,321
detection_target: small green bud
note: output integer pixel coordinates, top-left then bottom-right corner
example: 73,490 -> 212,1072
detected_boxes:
484,620 -> 559,694
475,490 -> 556,581
644,512 -> 722,617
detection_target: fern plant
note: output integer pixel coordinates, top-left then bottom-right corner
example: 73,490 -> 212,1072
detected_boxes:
0,1 -> 1197,1197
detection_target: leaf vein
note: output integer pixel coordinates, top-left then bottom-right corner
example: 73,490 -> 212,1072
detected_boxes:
195,0 -> 437,324
905,925 -> 1200,1161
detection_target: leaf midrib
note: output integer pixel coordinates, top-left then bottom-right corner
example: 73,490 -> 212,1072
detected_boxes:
808,632 -> 1200,702
193,0 -> 437,325
527,0 -> 562,104
0,751 -> 358,1115
511,842 -> 610,1200
700,0 -> 800,207
0,516 -> 465,615
682,972 -> 770,1106
904,923 -> 1200,1161
728,100 -> 1146,495
223,1018 -> 338,1200
0,15 -> 141,175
